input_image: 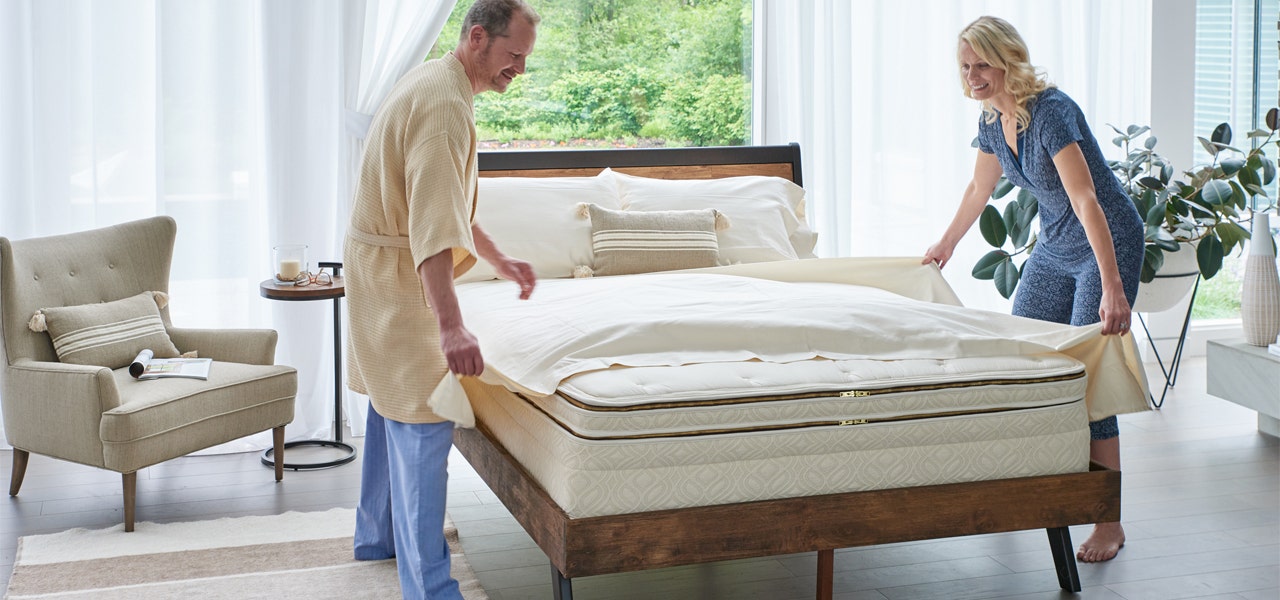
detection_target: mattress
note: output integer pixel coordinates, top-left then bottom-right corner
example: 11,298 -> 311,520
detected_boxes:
467,353 -> 1091,518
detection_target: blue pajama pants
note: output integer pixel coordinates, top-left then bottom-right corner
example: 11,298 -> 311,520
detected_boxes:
354,405 -> 462,600
1012,241 -> 1142,441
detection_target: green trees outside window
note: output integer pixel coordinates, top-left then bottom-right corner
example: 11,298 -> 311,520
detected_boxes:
431,0 -> 752,148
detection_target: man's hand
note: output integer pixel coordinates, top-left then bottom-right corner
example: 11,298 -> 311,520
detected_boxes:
494,257 -> 536,300
440,326 -> 484,376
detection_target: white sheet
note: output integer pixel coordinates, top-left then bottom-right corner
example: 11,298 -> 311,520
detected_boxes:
459,257 -> 1150,421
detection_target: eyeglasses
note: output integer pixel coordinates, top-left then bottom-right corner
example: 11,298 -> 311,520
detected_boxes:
293,267 -> 333,287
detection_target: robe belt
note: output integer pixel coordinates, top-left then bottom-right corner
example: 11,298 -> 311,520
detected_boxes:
346,226 -> 410,248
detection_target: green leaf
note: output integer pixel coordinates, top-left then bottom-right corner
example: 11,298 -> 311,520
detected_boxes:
993,260 -> 1019,299
1137,176 -> 1165,190
1008,203 -> 1034,248
1112,135 -> 1126,148
1002,201 -> 1019,240
1127,124 -> 1141,136
978,205 -> 1008,248
1215,221 -> 1250,255
1106,123 -> 1126,136
1245,183 -> 1269,197
971,135 -> 981,148
1201,179 -> 1233,206
1237,163 -> 1262,189
1220,158 -> 1246,176
1248,128 -> 1272,138
1144,135 -> 1158,150
1211,122 -> 1232,145
1016,187 -> 1034,206
1262,158 -> 1276,185
1196,234 -> 1225,279
1140,245 -> 1164,283
1267,107 -> 1279,131
991,178 -> 1015,199
1198,136 -> 1221,156
1152,234 -> 1181,252
972,250 -> 1009,280
1145,200 -> 1166,228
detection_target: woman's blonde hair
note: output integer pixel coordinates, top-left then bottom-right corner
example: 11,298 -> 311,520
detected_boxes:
958,16 -> 1052,132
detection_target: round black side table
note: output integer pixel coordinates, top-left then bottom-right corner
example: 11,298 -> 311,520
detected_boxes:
258,261 -> 357,469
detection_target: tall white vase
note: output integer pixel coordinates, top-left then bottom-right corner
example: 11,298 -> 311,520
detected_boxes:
1241,212 -> 1280,346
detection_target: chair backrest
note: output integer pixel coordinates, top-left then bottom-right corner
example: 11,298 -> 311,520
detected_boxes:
0,216 -> 177,365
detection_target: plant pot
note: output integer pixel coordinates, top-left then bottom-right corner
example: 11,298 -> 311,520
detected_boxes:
1132,242 -> 1200,313
1241,212 -> 1280,346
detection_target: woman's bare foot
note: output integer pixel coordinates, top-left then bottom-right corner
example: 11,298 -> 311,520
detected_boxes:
1077,521 -> 1125,562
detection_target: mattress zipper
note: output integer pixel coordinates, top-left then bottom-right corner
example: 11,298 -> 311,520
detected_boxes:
517,394 -> 1085,441
556,369 -> 1086,413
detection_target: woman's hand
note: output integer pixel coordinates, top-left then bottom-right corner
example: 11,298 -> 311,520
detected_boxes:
1098,288 -> 1132,336
922,242 -> 955,268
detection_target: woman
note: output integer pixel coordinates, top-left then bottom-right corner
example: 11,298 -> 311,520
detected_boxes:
922,16 -> 1144,563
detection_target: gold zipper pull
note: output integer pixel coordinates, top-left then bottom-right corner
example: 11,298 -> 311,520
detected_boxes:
839,390 -> 871,397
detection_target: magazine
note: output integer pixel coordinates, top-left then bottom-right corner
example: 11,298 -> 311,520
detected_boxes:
129,349 -> 212,380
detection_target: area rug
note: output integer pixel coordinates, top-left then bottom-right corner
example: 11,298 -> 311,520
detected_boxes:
3,508 -> 488,599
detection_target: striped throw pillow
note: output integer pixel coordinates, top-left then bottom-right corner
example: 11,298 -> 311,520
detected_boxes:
587,204 -> 722,276
31,291 -> 180,369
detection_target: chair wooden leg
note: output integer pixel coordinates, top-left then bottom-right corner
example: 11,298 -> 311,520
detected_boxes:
9,449 -> 29,496
273,426 -> 285,482
123,472 -> 137,532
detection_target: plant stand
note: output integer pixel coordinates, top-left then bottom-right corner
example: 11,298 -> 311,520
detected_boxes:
1134,276 -> 1200,409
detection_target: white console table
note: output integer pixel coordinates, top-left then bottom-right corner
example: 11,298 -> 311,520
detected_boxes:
1206,339 -> 1280,438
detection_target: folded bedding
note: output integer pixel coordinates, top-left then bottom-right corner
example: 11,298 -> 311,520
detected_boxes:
459,257 -> 1149,421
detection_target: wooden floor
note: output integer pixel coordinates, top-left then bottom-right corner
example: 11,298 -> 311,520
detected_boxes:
1,357 -> 1276,599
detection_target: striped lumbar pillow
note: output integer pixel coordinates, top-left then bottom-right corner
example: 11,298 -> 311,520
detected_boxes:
586,204 -> 724,276
29,291 -> 180,369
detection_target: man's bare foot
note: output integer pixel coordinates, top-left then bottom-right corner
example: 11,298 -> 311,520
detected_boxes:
1077,522 -> 1125,562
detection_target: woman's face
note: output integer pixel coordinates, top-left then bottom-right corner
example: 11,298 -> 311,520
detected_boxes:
958,41 -> 1005,101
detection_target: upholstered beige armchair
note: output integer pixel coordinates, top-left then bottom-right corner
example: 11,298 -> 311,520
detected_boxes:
0,216 -> 297,531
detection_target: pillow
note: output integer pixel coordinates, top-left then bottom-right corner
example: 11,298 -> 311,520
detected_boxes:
608,170 -> 818,264
458,171 -> 622,283
586,204 -> 722,276
28,291 -> 180,369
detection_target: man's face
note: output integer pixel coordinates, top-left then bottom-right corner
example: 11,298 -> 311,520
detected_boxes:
476,17 -> 536,94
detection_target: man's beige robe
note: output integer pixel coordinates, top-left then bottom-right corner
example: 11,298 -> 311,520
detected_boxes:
344,53 -> 479,424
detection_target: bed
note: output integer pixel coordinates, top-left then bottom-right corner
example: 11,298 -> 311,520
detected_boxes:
453,143 -> 1141,599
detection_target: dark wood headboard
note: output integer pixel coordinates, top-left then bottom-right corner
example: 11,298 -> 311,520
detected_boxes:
477,143 -> 803,186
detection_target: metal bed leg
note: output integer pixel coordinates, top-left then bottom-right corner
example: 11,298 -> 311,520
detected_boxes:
551,563 -> 573,600
816,549 -> 834,600
1135,276 -> 1200,409
1046,527 -> 1082,592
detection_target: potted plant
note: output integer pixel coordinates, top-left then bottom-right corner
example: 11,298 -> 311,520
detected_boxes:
972,108 -> 1280,309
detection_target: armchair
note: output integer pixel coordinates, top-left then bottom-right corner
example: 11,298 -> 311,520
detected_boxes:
0,216 -> 297,531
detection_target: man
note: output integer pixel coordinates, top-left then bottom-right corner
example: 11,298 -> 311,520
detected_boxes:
343,1 -> 540,597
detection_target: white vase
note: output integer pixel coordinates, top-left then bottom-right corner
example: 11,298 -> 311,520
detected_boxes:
1241,212 -> 1280,346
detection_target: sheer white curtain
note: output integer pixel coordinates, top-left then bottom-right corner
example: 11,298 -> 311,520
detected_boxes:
755,0 -> 1151,312
0,0 -> 453,449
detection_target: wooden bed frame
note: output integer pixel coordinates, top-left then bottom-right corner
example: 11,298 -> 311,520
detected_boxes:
459,143 -> 1121,600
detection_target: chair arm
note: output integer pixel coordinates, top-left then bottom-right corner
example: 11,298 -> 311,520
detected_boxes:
2,360 -> 120,466
167,327 -> 279,365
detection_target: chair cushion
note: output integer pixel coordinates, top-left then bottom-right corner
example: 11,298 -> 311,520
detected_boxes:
586,204 -> 722,276
33,291 -> 180,369
101,361 -> 297,472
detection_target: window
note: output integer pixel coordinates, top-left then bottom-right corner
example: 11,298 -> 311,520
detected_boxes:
1190,0 -> 1279,319
429,0 -> 753,149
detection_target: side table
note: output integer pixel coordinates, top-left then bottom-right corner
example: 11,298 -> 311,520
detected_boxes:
1206,338 -> 1280,438
259,261 -> 357,469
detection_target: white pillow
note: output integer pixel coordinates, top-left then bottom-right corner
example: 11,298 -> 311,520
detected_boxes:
608,170 -> 817,264
460,171 -> 622,283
